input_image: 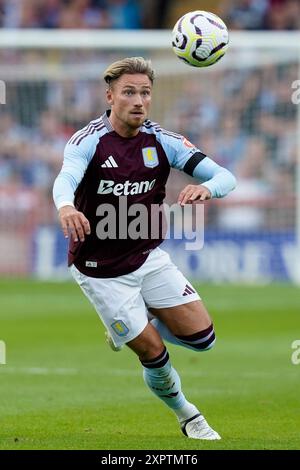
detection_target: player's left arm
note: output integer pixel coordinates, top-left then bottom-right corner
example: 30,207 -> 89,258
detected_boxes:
178,154 -> 237,205
166,136 -> 237,206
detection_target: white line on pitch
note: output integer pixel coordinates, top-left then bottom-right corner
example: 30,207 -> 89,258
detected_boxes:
0,367 -> 78,375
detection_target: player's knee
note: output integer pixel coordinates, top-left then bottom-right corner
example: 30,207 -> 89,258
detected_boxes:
132,335 -> 165,362
175,323 -> 216,352
140,346 -> 169,369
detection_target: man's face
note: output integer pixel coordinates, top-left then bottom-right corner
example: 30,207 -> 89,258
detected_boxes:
106,73 -> 152,133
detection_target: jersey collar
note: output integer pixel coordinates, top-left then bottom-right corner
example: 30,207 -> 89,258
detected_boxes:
101,110 -> 114,132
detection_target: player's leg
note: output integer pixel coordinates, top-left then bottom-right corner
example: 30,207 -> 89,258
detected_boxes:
70,261 -> 219,439
141,249 -> 215,352
140,248 -> 220,439
149,300 -> 216,352
126,321 -> 214,437
70,263 -> 193,417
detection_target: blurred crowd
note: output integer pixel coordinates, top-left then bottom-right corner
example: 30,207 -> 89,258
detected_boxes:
220,0 -> 300,30
166,63 -> 297,230
0,59 -> 297,232
0,0 -> 298,236
0,0 -> 170,29
0,0 -> 299,30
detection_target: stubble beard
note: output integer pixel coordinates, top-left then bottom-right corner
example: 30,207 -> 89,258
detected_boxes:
127,115 -> 145,130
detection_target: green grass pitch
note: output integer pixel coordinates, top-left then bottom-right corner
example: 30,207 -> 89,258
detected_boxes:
0,279 -> 299,450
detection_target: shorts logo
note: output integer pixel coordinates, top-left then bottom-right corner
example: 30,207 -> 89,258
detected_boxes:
182,284 -> 196,296
142,147 -> 159,168
111,320 -> 129,337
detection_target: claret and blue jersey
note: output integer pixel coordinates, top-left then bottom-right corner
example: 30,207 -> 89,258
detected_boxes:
53,110 -> 236,278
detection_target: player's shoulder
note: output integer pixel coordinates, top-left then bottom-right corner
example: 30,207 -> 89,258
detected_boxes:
142,119 -> 183,145
66,116 -> 108,148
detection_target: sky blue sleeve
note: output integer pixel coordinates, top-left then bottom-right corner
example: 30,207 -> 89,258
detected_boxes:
159,133 -> 236,199
193,157 -> 237,198
53,134 -> 98,210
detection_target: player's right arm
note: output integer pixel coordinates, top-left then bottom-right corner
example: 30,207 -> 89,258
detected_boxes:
58,205 -> 90,243
53,133 -> 98,242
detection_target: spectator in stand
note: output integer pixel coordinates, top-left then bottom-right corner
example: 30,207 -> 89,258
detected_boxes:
58,0 -> 111,29
0,0 -> 4,27
46,80 -> 107,128
141,0 -> 170,29
40,0 -> 61,29
0,112 -> 29,184
217,137 -> 272,231
214,112 -> 247,170
219,0 -> 300,30
103,0 -> 142,29
0,0 -> 299,30
264,0 -> 300,30
219,0 -> 269,30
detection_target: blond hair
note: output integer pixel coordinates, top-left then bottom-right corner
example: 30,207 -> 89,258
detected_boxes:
103,57 -> 155,87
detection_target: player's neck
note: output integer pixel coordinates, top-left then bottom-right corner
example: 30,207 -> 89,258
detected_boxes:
108,115 -> 140,138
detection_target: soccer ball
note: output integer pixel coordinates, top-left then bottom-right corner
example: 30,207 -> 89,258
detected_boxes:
172,10 -> 229,67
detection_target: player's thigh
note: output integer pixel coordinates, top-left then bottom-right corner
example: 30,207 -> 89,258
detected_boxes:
149,300 -> 212,336
141,248 -> 212,335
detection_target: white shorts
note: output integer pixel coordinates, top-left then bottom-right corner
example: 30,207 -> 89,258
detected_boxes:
70,247 -> 200,348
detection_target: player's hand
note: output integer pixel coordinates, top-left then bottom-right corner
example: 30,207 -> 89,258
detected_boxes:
58,205 -> 91,243
177,184 -> 212,206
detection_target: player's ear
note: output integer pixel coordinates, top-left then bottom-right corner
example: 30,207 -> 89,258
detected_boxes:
106,87 -> 114,105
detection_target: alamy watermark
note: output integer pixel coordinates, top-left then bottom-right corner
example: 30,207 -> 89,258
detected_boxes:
291,340 -> 300,365
0,80 -> 6,104
291,80 -> 300,105
0,340 -> 6,364
95,197 -> 204,251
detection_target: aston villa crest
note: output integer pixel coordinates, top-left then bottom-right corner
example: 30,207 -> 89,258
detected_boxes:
142,147 -> 159,168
